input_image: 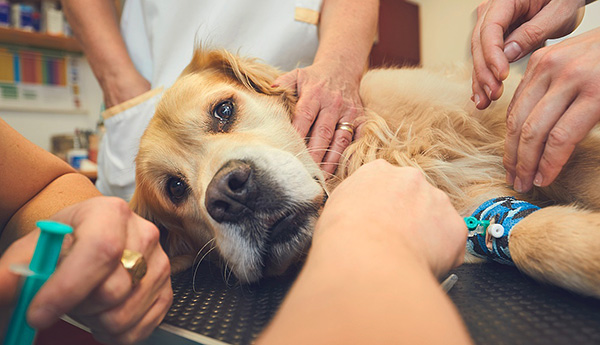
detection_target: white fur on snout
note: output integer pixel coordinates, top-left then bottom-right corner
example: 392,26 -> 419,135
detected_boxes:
220,144 -> 323,201
208,144 -> 323,283
216,226 -> 263,283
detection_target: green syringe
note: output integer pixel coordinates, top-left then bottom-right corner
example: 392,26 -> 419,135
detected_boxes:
3,220 -> 72,345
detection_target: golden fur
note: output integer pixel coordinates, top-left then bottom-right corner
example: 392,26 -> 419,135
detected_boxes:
132,49 -> 600,297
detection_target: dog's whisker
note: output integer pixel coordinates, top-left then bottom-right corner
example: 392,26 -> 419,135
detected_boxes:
193,238 -> 216,267
222,261 -> 230,286
226,261 -> 235,286
192,245 -> 216,294
278,141 -> 298,152
305,148 -> 347,157
225,262 -> 235,287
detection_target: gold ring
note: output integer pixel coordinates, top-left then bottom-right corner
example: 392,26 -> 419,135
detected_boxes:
336,122 -> 355,137
121,249 -> 147,285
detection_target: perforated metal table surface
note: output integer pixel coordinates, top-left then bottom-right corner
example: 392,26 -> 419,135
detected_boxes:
151,262 -> 600,345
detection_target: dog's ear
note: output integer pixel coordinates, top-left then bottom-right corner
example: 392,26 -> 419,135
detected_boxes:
130,190 -> 168,248
182,48 -> 298,113
130,189 -> 193,258
130,190 -> 148,220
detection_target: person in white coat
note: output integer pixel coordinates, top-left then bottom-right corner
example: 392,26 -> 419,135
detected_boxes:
62,0 -> 379,200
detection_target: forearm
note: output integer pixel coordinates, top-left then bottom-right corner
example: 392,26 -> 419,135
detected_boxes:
258,221 -> 472,345
61,0 -> 148,106
62,0 -> 133,84
316,0 -> 379,80
0,173 -> 100,253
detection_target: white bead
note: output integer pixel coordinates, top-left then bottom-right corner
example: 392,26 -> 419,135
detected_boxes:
489,224 -> 505,238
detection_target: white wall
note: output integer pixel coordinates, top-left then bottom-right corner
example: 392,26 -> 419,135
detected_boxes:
1,58 -> 103,151
411,0 -> 481,68
410,0 -> 529,77
412,0 -> 600,70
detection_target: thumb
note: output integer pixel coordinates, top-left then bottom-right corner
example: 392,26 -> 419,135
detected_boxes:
504,4 -> 582,62
272,69 -> 299,90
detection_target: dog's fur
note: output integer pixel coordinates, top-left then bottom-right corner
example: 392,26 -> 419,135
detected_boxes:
131,49 -> 600,298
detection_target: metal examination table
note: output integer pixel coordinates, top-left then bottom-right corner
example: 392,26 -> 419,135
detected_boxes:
141,261 -> 600,345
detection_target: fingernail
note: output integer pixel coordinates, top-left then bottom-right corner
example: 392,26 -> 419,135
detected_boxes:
483,85 -> 492,99
533,172 -> 543,187
270,83 -> 279,88
504,42 -> 522,62
506,172 -> 514,185
514,176 -> 523,193
474,94 -> 481,107
491,65 -> 500,80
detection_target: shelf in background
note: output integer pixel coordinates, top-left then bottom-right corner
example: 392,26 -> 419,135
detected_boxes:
0,104 -> 88,115
0,27 -> 81,53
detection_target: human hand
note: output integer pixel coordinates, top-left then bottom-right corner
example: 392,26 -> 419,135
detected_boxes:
315,160 -> 467,278
101,69 -> 151,109
471,0 -> 584,109
272,61 -> 364,177
0,197 -> 172,345
503,27 -> 600,192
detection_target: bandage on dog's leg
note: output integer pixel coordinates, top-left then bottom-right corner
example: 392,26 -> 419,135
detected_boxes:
510,205 -> 600,298
465,196 -> 540,265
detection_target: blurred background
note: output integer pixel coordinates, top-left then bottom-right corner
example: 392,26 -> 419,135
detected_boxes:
1,0 -> 599,181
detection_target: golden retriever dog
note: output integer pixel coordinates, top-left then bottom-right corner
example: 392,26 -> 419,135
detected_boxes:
131,48 -> 600,298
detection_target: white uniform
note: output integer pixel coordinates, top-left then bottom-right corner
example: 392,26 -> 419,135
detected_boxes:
97,0 -> 323,200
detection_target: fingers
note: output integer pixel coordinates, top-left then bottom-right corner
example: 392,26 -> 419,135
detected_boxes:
503,52 -> 551,187
535,97 -> 600,187
504,1 -> 584,62
427,188 -> 467,278
471,1 -> 503,109
71,211 -> 169,343
320,115 -> 357,175
271,70 -> 298,96
479,0 -> 514,81
81,234 -> 170,334
28,198 -> 131,329
290,65 -> 362,175
274,69 -> 322,139
512,84 -> 576,192
27,196 -> 171,345
307,100 -> 362,175
293,90 -> 322,139
71,214 -> 162,316
91,285 -> 172,345
81,276 -> 172,343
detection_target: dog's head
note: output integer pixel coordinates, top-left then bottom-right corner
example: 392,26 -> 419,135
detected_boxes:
131,49 -> 327,283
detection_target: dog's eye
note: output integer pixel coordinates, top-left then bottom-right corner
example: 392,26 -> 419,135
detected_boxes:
167,177 -> 188,203
213,100 -> 234,121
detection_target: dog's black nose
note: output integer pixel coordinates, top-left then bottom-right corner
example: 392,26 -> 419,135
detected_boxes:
205,160 -> 257,223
